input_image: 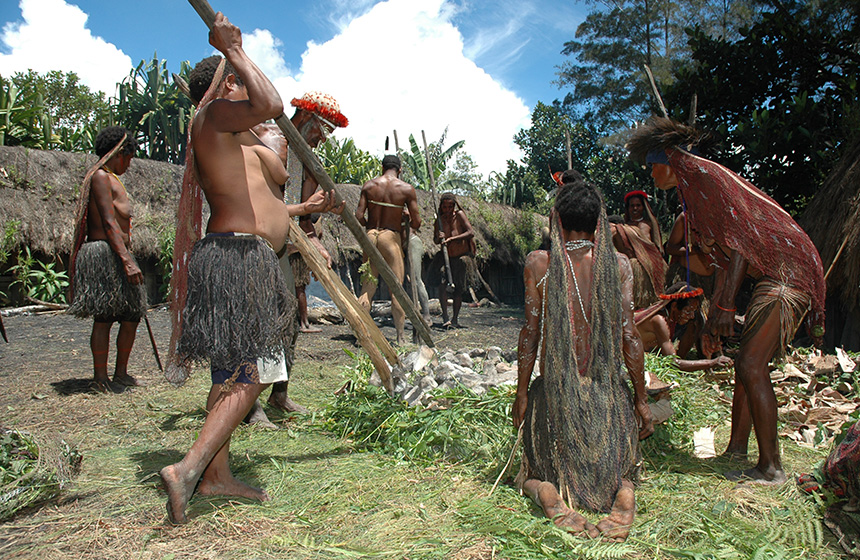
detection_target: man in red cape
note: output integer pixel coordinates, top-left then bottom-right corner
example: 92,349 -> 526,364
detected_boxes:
628,117 -> 825,484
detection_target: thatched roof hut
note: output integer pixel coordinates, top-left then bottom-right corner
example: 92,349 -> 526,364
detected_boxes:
800,137 -> 860,350
0,146 -> 544,304
0,145 -> 183,261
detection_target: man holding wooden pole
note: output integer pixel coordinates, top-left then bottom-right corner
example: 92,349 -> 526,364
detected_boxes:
160,13 -> 342,524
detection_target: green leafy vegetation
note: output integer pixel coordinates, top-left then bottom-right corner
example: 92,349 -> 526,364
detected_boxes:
8,247 -> 69,304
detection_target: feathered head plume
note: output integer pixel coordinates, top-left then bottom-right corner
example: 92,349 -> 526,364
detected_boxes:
626,117 -> 714,165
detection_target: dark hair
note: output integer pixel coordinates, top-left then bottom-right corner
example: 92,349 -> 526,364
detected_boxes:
560,169 -> 583,184
188,55 -> 241,103
554,181 -> 602,233
382,154 -> 401,171
439,192 -> 459,211
665,281 -> 704,311
95,126 -> 137,157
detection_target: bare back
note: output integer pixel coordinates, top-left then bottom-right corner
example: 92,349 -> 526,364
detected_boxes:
192,99 -> 290,252
357,173 -> 420,232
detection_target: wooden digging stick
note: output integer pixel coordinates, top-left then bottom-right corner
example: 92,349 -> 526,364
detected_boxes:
421,130 -> 455,294
288,221 -> 395,393
186,0 -> 434,350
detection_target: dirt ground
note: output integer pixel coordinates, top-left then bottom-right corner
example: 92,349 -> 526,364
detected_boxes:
0,302 -> 523,424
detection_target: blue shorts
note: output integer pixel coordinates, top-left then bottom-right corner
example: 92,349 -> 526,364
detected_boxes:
211,362 -> 258,385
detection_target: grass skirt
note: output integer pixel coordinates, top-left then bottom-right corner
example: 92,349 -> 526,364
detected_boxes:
67,241 -> 147,322
289,252 -> 311,288
177,234 -> 297,375
741,277 -> 810,361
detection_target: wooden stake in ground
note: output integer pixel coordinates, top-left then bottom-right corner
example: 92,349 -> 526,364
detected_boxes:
186,0 -> 434,350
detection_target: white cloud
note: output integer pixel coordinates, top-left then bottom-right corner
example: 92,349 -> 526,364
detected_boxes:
0,0 -> 530,176
0,0 -> 131,97
268,0 -> 531,176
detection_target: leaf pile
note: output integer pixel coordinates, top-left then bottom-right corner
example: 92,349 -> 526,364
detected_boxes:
0,427 -> 80,520
322,355 -> 515,476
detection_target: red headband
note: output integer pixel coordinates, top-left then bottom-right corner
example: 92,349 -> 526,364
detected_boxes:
624,190 -> 649,202
659,286 -> 704,301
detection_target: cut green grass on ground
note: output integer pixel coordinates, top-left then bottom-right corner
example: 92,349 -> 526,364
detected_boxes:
0,350 -> 850,559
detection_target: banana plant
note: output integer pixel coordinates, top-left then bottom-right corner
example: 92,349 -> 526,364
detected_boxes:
399,131 -> 473,193
317,136 -> 379,185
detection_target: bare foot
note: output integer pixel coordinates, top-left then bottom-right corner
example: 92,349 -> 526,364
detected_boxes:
720,447 -> 748,460
725,467 -> 787,485
160,463 -> 197,525
113,372 -> 146,387
536,481 -> 599,537
267,392 -> 309,414
244,400 -> 279,430
299,325 -> 322,333
198,474 -> 269,502
597,481 -> 635,542
92,378 -> 122,393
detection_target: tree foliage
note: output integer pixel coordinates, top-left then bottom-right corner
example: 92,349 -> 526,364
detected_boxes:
664,0 -> 860,212
398,129 -> 475,195
114,56 -> 193,164
317,136 -> 380,185
557,0 -> 760,132
511,102 -> 641,213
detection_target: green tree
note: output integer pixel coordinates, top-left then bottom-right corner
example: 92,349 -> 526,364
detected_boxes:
12,70 -> 110,135
317,136 -> 380,185
513,102 -> 640,211
114,56 -> 193,164
398,130 -> 475,194
0,75 -> 49,148
556,0 -> 759,132
664,0 -> 860,212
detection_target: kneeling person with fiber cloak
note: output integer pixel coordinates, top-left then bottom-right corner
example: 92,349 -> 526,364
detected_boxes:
512,179 -> 653,541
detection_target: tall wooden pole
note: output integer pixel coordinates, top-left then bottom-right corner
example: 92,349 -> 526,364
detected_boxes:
187,0 -> 434,349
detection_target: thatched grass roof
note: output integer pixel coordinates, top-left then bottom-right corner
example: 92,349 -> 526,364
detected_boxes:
800,137 -> 860,308
0,145 -> 545,267
0,145 -> 182,261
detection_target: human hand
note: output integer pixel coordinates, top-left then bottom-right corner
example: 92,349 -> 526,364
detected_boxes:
711,355 -> 734,369
124,261 -> 144,285
635,400 -> 654,440
706,305 -> 735,338
303,190 -> 341,215
700,332 -> 721,358
209,12 -> 242,54
309,235 -> 332,268
512,393 -> 528,430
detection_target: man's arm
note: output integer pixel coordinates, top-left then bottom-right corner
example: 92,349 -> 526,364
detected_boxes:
90,172 -> 142,285
405,187 -> 421,231
706,248 -> 746,338
513,251 -> 546,429
355,186 -> 369,228
618,254 -> 653,440
202,13 -> 283,133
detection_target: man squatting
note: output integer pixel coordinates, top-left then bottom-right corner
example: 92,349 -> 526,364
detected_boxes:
68,126 -> 147,393
160,13 -> 342,524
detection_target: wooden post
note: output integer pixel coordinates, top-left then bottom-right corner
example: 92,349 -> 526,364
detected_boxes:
186,0 -> 434,349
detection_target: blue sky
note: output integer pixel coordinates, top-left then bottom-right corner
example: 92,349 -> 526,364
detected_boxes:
0,0 -> 588,176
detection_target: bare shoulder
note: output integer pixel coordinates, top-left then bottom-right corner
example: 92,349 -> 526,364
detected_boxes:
525,250 -> 549,276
